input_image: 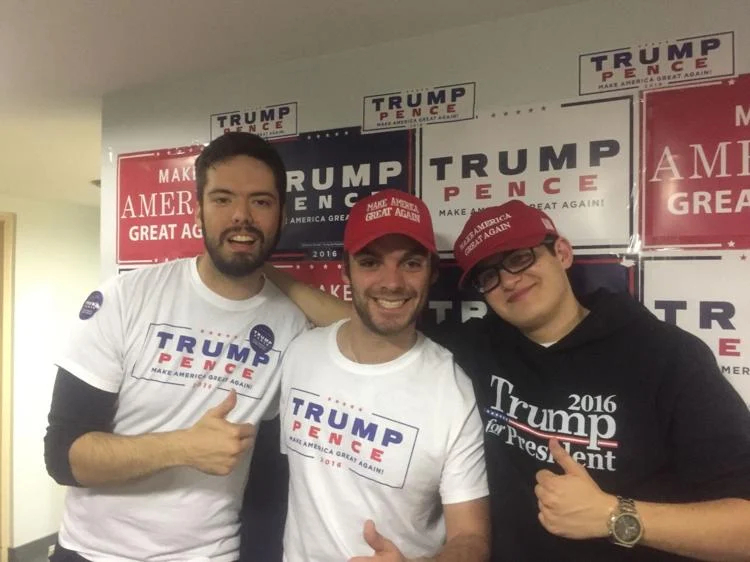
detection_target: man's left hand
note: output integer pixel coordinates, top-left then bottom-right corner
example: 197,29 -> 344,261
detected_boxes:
348,520 -> 407,562
534,438 -> 617,539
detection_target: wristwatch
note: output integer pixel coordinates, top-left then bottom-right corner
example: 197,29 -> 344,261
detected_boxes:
608,496 -> 643,547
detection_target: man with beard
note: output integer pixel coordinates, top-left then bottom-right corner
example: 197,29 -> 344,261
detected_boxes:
44,132 -> 307,562
278,190 -> 489,562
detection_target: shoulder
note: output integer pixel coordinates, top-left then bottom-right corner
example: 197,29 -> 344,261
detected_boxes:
75,262 -> 173,314
420,333 -> 455,360
422,315 -> 496,354
657,322 -> 722,378
262,278 -> 310,324
611,305 -> 732,398
73,260 -> 189,331
587,290 -> 713,357
419,335 -> 478,399
284,322 -> 333,353
114,259 -> 186,295
629,303 -> 715,360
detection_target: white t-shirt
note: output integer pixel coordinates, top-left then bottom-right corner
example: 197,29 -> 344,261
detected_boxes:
56,257 -> 307,562
280,320 -> 488,562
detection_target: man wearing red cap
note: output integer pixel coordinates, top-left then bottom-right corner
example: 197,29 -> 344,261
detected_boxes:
445,200 -> 750,561
278,189 -> 489,562
267,198 -> 750,561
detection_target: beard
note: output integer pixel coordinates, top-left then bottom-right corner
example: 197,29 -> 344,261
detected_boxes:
201,215 -> 279,278
351,287 -> 425,337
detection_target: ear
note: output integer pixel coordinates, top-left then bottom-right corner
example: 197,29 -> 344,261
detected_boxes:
554,237 -> 575,270
341,260 -> 352,286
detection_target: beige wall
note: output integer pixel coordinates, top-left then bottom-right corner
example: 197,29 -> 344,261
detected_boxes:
0,195 -> 99,546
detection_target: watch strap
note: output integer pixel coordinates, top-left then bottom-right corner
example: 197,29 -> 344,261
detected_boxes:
608,496 -> 643,547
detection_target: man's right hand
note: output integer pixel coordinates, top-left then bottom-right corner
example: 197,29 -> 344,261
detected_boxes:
182,390 -> 256,475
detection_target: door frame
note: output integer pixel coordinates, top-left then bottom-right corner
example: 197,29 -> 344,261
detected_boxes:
0,212 -> 16,562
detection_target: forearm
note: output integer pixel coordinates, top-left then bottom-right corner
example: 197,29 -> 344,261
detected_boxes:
69,430 -> 190,487
263,263 -> 350,326
638,498 -> 750,561
414,533 -> 489,562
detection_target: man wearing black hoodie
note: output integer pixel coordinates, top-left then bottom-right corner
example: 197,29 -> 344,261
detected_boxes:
447,200 -> 750,561
265,200 -> 750,561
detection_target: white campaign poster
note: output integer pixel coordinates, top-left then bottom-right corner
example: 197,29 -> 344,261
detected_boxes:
579,31 -> 735,95
419,96 -> 633,253
642,254 -> 750,406
210,102 -> 298,140
363,82 -> 476,132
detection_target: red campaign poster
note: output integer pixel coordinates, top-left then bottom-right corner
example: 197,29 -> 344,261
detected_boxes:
117,145 -> 204,265
642,74 -> 750,249
271,260 -> 350,301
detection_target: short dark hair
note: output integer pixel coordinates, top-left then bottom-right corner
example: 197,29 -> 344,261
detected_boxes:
194,132 -> 287,206
541,235 -> 559,255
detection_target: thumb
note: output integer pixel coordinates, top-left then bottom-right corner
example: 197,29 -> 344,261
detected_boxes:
207,389 -> 237,419
362,520 -> 388,553
549,438 -> 586,475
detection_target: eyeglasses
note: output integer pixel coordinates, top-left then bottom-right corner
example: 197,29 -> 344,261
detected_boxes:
471,238 -> 556,295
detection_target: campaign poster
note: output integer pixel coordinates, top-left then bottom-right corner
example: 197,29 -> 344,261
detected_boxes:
419,96 -> 633,253
271,260 -> 351,302
362,82 -> 476,132
273,127 -> 414,257
117,145 -> 203,265
642,254 -> 750,405
642,74 -> 750,249
422,254 -> 638,328
579,31 -> 734,95
210,102 -> 298,140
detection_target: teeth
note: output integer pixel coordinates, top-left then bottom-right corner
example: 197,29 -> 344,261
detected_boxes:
376,299 -> 406,309
229,235 -> 255,243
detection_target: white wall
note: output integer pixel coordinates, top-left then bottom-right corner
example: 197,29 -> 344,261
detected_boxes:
2,194 -> 100,547
101,0 -> 750,276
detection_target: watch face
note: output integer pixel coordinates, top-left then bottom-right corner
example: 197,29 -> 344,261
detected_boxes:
614,513 -> 642,543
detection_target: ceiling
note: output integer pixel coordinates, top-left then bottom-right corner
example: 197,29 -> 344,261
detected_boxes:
0,0 -> 585,208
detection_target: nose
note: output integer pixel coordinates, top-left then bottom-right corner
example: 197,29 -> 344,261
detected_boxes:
378,263 -> 406,291
498,268 -> 522,290
231,200 -> 254,225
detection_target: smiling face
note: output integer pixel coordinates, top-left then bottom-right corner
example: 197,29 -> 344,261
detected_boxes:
344,234 -> 434,339
197,155 -> 281,278
480,237 -> 577,337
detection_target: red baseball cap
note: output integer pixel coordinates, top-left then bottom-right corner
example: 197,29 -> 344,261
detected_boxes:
344,189 -> 437,255
453,200 -> 558,287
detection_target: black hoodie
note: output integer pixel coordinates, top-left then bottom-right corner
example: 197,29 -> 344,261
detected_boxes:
432,290 -> 750,561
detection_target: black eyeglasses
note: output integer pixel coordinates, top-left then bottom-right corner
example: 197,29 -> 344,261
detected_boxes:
471,237 -> 557,295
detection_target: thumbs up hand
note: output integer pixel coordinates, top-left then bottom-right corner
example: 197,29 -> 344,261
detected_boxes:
348,520 -> 406,562
534,439 -> 617,539
207,387 -> 240,419
182,389 -> 256,475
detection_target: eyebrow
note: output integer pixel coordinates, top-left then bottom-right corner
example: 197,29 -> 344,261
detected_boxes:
205,187 -> 278,199
206,187 -> 234,197
401,249 -> 429,260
